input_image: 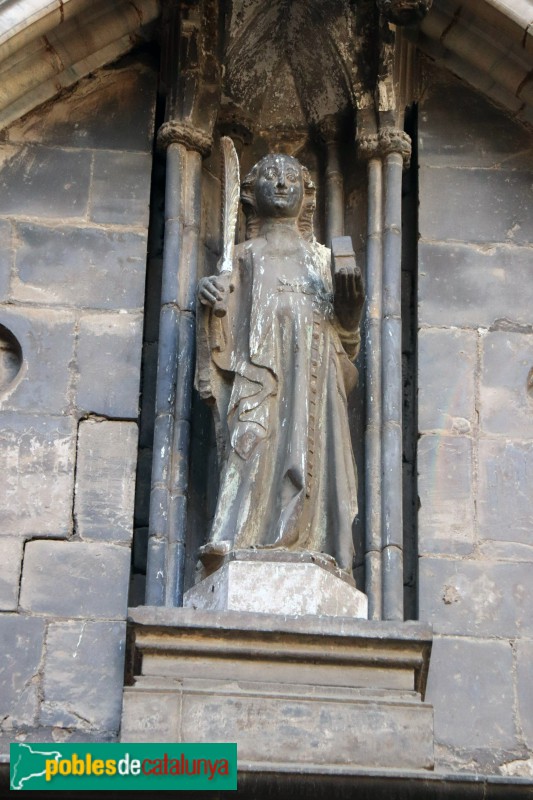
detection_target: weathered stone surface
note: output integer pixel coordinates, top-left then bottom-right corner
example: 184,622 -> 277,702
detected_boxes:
90,151 -> 152,227
122,610 -> 434,770
419,74 -> 533,169
418,242 -> 533,329
0,537 -> 23,610
418,328 -> 477,433
179,683 -> 433,770
0,220 -> 12,300
184,556 -> 368,618
478,539 -> 533,562
121,687 -> 180,742
6,60 -> 157,153
478,439 -> 533,546
13,223 -> 147,309
419,557 -> 533,637
75,419 -> 137,543
0,145 -> 90,218
19,540 -> 130,619
0,306 -> 75,414
40,620 -> 126,732
516,639 -> 533,749
426,636 -> 516,750
418,435 -> 475,555
480,331 -> 533,437
0,413 -> 76,538
419,167 -> 533,245
76,313 -> 143,418
0,615 -> 45,726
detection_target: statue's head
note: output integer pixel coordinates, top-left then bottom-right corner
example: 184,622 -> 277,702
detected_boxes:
241,153 -> 316,241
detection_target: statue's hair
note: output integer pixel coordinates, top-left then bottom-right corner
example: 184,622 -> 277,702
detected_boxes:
241,154 -> 316,242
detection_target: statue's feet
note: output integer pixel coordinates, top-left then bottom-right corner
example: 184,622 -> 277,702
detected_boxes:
198,540 -> 232,575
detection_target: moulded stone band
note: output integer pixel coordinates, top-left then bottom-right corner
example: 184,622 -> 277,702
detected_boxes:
157,121 -> 213,156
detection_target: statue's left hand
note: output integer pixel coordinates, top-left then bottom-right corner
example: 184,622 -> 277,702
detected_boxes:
334,263 -> 364,331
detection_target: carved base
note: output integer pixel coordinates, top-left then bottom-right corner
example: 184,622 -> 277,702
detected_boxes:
121,608 -> 434,773
185,549 -> 368,618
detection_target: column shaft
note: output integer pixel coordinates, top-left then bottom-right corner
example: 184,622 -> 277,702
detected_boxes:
364,155 -> 383,620
381,149 -> 404,621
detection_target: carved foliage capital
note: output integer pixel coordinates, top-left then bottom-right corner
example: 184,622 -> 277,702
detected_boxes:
357,128 -> 412,166
157,121 -> 213,156
379,127 -> 412,164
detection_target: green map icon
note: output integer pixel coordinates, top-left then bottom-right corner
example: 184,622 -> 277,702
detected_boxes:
10,743 -> 63,790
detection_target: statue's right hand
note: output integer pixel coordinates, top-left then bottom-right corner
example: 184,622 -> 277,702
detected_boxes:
198,276 -> 227,307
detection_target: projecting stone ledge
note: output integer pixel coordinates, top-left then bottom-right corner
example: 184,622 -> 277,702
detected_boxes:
121,608 -> 434,773
183,550 -> 368,618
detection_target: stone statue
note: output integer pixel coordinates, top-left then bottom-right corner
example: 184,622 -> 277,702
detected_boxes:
196,153 -> 364,574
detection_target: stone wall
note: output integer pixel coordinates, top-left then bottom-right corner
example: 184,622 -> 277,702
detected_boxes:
417,65 -> 533,776
0,54 -> 157,747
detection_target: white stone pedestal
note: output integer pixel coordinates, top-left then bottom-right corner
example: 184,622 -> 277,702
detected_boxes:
183,550 -> 368,618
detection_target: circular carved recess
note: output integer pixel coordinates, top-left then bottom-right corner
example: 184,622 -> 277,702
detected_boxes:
0,324 -> 23,395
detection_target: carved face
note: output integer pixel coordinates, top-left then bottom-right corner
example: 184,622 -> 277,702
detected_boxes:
254,155 -> 304,219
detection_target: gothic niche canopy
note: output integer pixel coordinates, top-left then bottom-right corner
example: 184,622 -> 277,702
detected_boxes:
223,0 -> 361,142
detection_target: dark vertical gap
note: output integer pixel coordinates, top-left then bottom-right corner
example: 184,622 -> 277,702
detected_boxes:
129,84 -> 166,607
402,104 -> 419,620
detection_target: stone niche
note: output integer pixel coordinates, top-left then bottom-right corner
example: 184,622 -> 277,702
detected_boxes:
121,608 -> 434,773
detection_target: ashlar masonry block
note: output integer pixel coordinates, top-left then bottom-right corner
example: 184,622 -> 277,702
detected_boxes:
480,331 -> 533,438
76,312 -> 143,418
417,434 -> 475,556
478,439 -> 533,546
19,540 -> 130,619
418,328 -> 477,434
426,636 -> 516,752
0,537 -> 24,610
0,615 -> 45,727
75,418 -> 137,543
40,620 -> 127,733
0,413 -> 76,538
0,306 -> 76,415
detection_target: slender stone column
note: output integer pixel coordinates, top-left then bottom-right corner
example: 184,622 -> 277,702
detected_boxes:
145,122 -> 211,607
358,133 -> 383,620
359,127 -> 411,621
380,127 -> 411,621
319,116 -> 344,246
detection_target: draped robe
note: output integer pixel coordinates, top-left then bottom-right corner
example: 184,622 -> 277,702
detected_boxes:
196,225 -> 360,573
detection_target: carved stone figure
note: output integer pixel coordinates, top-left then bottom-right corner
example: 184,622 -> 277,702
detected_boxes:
196,153 -> 364,574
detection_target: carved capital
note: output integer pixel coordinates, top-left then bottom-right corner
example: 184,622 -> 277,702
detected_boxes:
377,0 -> 433,26
357,133 -> 381,161
378,127 -> 412,165
157,121 -> 213,156
217,107 -> 254,147
357,128 -> 411,166
316,114 -> 341,145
